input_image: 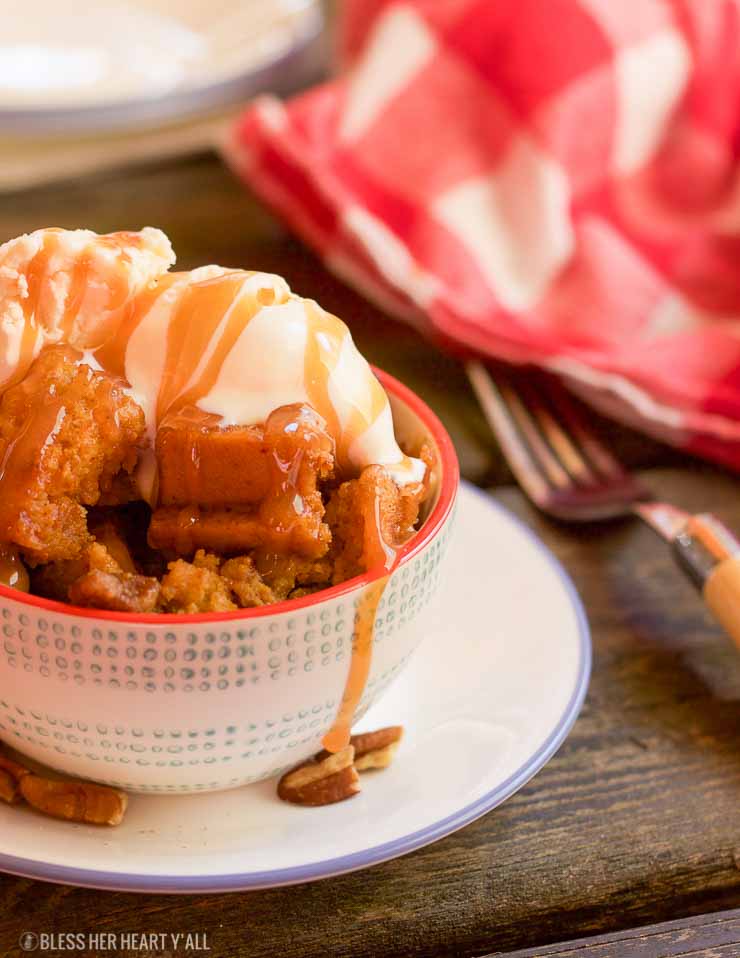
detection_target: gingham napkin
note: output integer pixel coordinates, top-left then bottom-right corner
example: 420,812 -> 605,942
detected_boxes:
225,0 -> 740,469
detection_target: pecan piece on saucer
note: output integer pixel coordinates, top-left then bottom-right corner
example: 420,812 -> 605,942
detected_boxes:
19,776 -> 128,826
351,726 -> 404,772
0,745 -> 128,824
277,745 -> 360,807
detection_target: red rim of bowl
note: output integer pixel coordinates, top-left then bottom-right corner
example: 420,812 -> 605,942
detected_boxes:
0,368 -> 459,624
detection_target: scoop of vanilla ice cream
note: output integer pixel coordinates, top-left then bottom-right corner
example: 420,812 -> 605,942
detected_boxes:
0,227 -> 174,386
121,266 -> 427,488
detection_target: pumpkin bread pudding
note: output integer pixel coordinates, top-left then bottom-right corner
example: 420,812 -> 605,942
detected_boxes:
0,228 -> 435,614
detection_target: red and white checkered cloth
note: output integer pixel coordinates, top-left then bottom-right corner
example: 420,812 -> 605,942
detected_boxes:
225,0 -> 740,469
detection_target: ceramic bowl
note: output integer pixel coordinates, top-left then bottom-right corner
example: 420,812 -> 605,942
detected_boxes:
0,370 -> 458,793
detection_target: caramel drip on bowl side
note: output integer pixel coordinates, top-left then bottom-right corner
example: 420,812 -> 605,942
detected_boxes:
322,576 -> 389,753
322,486 -> 402,753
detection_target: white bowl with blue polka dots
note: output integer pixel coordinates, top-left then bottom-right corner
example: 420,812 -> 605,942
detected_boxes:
0,372 -> 458,793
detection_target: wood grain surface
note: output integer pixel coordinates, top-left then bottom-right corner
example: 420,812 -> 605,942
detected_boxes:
494,908 -> 740,957
1,156 -> 740,958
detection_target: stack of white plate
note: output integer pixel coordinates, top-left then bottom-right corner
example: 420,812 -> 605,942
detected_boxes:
0,0 -> 324,190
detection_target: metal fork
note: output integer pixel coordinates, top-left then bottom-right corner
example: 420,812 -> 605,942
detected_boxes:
466,360 -> 740,650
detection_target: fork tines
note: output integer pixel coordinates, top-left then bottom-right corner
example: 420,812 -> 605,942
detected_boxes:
466,361 -> 648,522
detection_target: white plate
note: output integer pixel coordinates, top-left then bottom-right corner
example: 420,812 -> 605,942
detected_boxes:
0,483 -> 590,892
0,0 -> 323,135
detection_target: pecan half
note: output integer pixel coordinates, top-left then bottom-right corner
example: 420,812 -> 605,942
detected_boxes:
0,746 -> 128,825
19,776 -> 128,826
277,745 -> 360,807
351,726 -> 404,771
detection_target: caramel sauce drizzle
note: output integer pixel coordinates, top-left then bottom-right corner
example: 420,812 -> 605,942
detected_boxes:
302,299 -> 343,455
8,229 -> 142,391
322,577 -> 389,753
158,272 -> 269,422
13,232 -> 54,388
0,354 -> 71,517
322,476 -> 401,753
94,272 -> 180,381
101,270 -> 413,495
303,299 -> 392,475
0,346 -> 75,589
301,301 -> 405,751
0,546 -> 29,592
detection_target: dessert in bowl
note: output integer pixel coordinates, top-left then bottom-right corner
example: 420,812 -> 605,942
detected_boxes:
0,228 -> 457,793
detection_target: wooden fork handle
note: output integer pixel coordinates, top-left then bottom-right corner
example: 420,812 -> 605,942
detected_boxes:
704,557 -> 740,651
671,514 -> 740,651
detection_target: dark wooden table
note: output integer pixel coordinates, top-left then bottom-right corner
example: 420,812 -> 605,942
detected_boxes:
1,156 -> 740,958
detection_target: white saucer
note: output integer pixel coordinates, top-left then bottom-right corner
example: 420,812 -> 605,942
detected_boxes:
0,483 -> 590,892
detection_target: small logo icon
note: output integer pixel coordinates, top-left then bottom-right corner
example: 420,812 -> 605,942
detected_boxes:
19,932 -> 39,952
